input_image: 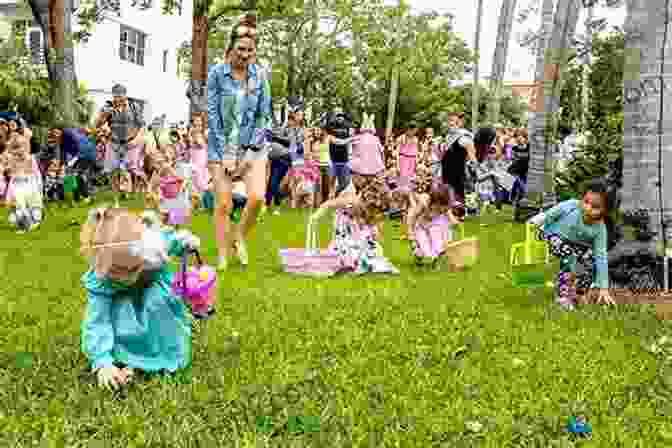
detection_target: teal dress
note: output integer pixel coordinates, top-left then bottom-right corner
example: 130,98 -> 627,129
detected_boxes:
81,230 -> 192,372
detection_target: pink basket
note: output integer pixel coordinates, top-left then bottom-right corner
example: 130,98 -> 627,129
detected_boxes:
279,220 -> 341,277
167,208 -> 189,225
279,248 -> 341,277
160,176 -> 182,199
172,251 -> 217,315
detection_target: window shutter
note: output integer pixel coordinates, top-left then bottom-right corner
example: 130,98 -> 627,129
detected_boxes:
28,28 -> 43,65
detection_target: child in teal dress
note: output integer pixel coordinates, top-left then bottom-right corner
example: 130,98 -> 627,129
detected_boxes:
79,206 -> 201,390
527,179 -> 615,310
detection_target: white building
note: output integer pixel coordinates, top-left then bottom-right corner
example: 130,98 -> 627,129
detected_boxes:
0,0 -> 192,125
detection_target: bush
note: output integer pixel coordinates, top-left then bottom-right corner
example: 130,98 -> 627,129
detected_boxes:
0,50 -> 94,144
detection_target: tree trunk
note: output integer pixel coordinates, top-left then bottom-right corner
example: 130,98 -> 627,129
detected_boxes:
287,41 -> 296,99
28,0 -> 54,82
471,0 -> 484,132
621,0 -> 672,252
385,63 -> 399,142
188,8 -> 209,118
487,0 -> 518,126
526,0 -> 581,209
28,0 -> 78,125
581,4 -> 594,131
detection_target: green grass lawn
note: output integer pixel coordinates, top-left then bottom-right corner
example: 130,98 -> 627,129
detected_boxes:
2,193 -> 672,447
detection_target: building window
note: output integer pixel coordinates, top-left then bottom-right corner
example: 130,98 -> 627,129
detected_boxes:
119,25 -> 146,66
131,0 -> 152,9
162,50 -> 168,73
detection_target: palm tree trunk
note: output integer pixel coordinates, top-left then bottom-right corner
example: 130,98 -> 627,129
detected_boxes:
471,0 -> 484,132
526,0 -> 581,209
385,0 -> 402,142
621,0 -> 672,253
581,4 -> 594,131
487,0 -> 518,126
188,0 -> 210,117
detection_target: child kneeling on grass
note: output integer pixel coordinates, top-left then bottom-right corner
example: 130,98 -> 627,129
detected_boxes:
527,178 -> 615,310
310,174 -> 399,275
79,206 -> 200,390
407,186 -> 463,268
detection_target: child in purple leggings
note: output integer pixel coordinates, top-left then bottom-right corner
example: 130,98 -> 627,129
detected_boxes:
527,179 -> 615,310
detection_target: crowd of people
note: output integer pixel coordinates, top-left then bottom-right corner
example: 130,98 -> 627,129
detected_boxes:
0,13 -> 614,391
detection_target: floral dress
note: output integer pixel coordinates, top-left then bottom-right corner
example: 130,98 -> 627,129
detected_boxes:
327,207 -> 399,275
414,138 -> 434,195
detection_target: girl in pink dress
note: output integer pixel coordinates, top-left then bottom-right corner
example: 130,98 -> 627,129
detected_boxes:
407,186 -> 462,267
189,114 -> 210,197
397,128 -> 419,186
351,113 -> 385,181
126,135 -> 147,194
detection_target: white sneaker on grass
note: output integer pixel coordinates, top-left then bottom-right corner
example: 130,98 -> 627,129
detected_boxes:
236,239 -> 249,266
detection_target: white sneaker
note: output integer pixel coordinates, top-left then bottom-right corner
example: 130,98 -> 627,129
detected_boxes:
273,210 -> 281,216
236,238 -> 249,266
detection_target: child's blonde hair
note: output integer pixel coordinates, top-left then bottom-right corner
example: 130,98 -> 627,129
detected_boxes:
79,206 -> 144,264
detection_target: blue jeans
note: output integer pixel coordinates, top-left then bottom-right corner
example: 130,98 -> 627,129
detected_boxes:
265,158 -> 290,206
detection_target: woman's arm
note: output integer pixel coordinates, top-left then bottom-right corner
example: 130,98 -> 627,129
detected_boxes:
255,69 -> 273,131
81,292 -> 116,370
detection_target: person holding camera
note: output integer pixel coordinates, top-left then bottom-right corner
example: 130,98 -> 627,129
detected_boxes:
95,84 -> 145,201
323,111 -> 353,197
207,15 -> 273,271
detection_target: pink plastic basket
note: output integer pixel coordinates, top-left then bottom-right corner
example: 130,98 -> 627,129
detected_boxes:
172,250 -> 217,315
279,220 -> 341,277
167,208 -> 189,225
160,176 -> 182,199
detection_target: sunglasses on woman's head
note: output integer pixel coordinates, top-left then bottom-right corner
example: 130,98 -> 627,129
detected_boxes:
235,25 -> 257,39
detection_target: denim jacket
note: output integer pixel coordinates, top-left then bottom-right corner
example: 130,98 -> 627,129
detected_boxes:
207,63 -> 273,153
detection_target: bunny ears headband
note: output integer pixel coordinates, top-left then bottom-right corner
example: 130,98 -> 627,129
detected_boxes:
361,113 -> 375,131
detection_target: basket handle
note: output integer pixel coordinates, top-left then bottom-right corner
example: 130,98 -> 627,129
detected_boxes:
524,224 -> 539,265
180,248 -> 203,292
455,223 -> 466,240
306,219 -> 319,253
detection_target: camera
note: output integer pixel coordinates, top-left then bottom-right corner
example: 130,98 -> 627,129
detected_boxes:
323,112 -> 352,139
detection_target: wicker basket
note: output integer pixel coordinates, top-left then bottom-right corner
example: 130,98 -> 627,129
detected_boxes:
442,224 -> 479,270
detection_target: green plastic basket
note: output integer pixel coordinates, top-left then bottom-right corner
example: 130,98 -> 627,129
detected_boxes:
510,224 -> 550,287
63,175 -> 78,193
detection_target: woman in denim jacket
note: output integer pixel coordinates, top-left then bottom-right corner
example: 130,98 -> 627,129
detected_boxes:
207,15 -> 273,271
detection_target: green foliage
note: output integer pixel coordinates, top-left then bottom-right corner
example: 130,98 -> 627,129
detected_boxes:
556,30 -> 624,200
456,84 -> 528,131
0,51 -> 94,136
